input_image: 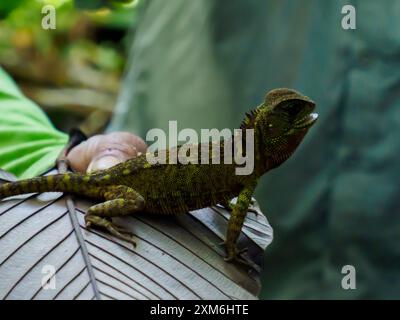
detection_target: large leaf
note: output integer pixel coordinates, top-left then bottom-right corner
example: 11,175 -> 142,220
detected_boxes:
0,67 -> 68,180
0,169 -> 273,300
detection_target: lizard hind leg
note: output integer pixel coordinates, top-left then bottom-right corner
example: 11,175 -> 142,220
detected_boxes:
84,185 -> 145,247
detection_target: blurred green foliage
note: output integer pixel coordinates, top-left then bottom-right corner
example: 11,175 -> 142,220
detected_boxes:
0,0 -> 24,18
75,0 -> 139,10
0,0 -> 138,57
0,0 -> 140,132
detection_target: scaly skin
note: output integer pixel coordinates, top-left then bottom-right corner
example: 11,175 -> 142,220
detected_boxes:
0,88 -> 318,265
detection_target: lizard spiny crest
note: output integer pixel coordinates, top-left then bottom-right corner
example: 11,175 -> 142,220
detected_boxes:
240,108 -> 261,130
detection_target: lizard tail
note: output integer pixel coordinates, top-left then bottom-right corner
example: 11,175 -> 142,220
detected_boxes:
0,172 -> 91,200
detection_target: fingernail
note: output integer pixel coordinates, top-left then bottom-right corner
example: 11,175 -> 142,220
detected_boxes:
87,155 -> 121,172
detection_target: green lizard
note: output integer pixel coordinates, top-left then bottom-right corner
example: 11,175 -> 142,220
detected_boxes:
0,88 -> 318,264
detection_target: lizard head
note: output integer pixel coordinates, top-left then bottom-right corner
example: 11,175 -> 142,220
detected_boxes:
244,88 -> 318,170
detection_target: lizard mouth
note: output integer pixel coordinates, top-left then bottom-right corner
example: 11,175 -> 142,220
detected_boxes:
294,113 -> 319,129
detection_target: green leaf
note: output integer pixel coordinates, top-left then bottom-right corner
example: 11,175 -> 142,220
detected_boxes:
0,67 -> 68,179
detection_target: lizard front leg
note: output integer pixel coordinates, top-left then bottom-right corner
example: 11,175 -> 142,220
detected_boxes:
224,181 -> 257,265
84,185 -> 145,246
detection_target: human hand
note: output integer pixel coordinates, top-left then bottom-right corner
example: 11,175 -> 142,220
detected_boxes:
67,132 -> 148,173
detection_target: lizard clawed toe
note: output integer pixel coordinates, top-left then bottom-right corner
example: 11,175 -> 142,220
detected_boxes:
107,224 -> 137,248
224,251 -> 253,268
220,241 -> 248,254
85,215 -> 137,248
223,242 -> 254,268
224,251 -> 260,272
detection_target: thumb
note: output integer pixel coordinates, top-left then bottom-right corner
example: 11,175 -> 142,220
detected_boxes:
87,154 -> 124,172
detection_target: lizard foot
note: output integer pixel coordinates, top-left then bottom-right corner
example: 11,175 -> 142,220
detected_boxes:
85,215 -> 137,248
222,243 -> 260,271
219,241 -> 248,254
224,252 -> 260,273
224,250 -> 254,268
220,242 -> 249,263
